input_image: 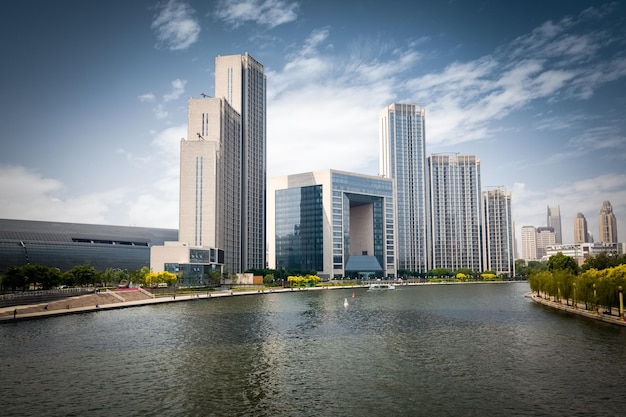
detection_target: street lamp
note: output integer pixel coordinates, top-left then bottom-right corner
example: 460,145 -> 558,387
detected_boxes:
619,286 -> 624,321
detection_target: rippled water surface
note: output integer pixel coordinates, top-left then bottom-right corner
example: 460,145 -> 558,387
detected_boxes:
2,283 -> 626,416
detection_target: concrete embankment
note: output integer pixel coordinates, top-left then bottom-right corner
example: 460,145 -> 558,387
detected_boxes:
527,292 -> 626,327
0,286 -> 358,323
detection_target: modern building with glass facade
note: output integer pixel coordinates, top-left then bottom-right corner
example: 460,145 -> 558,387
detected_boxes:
481,187 -> 515,276
0,219 -> 177,274
427,154 -> 482,272
379,103 -> 428,274
268,170 -> 396,279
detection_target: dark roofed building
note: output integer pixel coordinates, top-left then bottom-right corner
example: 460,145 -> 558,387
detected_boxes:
0,219 -> 177,273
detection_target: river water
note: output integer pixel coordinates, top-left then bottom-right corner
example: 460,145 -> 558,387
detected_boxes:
1,283 -> 626,417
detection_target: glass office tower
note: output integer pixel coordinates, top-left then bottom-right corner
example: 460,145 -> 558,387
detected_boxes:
379,103 -> 428,275
269,170 -> 396,279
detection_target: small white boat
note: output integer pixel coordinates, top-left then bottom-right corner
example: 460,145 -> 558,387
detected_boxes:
368,283 -> 396,290
343,298 -> 349,307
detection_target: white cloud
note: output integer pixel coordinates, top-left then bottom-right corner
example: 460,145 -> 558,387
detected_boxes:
152,0 -> 200,51
0,121 -> 185,229
138,93 -> 156,102
163,78 -> 187,102
215,0 -> 298,28
153,104 -> 168,119
0,165 -> 128,225
267,30 -> 416,176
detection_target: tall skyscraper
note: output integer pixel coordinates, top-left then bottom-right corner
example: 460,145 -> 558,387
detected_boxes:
428,154 -> 482,272
573,212 -> 589,244
215,53 -> 267,271
547,205 -> 562,244
520,225 -> 537,261
379,103 -> 428,274
151,53 -> 266,279
482,188 -> 515,275
598,200 -> 618,243
180,97 -> 242,272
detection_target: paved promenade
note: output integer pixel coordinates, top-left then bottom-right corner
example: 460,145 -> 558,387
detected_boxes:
0,286 -> 357,323
527,292 -> 626,327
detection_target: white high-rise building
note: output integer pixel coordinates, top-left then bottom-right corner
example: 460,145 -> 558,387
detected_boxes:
547,205 -> 562,244
598,200 -> 618,243
428,154 -> 482,272
379,103 -> 428,274
482,188 -> 515,276
521,226 -> 537,261
151,53 -> 266,282
180,97 -> 242,272
573,212 -> 589,244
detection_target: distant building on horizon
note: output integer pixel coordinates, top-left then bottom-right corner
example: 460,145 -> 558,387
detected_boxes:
427,154 -> 482,272
574,212 -> 589,244
536,226 -> 556,260
379,103 -> 428,274
482,188 -> 515,276
547,205 -> 562,244
598,200 -> 618,243
520,225 -> 538,261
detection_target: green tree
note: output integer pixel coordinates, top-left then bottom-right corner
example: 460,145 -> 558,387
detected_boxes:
129,266 -> 150,285
515,259 -> 527,277
529,270 -> 552,297
68,264 -> 100,286
263,273 -> 275,286
547,252 -> 579,275
581,252 -> 626,271
429,268 -> 453,278
2,265 -> 28,291
207,270 -> 221,287
101,268 -> 127,287
552,269 -> 575,305
527,261 -> 547,275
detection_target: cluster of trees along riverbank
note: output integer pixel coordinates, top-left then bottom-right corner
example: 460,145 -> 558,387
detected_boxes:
0,264 -> 180,291
527,252 -> 626,313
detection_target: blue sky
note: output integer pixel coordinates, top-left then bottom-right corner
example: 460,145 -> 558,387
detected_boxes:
1,0 -> 625,252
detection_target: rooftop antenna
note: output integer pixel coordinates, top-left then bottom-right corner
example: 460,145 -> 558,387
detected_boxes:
200,93 -> 209,98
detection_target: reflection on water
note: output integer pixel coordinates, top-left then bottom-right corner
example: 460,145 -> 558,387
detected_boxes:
2,283 -> 626,416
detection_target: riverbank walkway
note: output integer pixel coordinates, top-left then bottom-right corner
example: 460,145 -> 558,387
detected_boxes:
0,286 -> 361,323
527,292 -> 626,327
0,281 -> 523,323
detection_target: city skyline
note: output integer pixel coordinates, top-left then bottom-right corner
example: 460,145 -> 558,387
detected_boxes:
1,1 -> 625,253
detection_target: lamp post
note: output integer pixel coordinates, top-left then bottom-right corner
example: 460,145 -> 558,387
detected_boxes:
619,286 -> 624,321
